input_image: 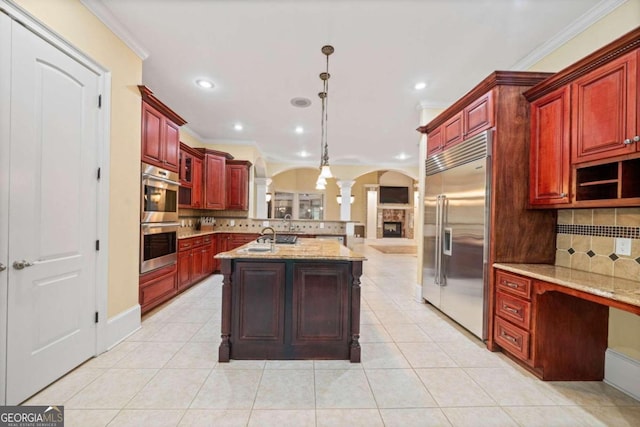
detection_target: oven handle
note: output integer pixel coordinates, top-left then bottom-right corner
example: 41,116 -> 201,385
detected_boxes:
142,173 -> 180,187
141,222 -> 180,234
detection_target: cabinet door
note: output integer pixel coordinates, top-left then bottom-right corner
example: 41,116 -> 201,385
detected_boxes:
232,262 -> 286,344
141,102 -> 164,167
442,111 -> 463,149
191,244 -> 204,282
571,50 -> 637,163
291,263 -> 350,345
426,127 -> 443,156
226,163 -> 249,210
163,119 -> 180,172
464,91 -> 494,138
192,156 -> 203,208
203,153 -> 226,209
529,86 -> 571,206
177,249 -> 192,290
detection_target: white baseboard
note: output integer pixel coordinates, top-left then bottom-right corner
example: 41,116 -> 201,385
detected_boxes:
604,348 -> 640,401
105,304 -> 141,351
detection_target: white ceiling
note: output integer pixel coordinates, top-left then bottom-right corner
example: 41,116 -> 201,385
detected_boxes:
85,0 -> 612,169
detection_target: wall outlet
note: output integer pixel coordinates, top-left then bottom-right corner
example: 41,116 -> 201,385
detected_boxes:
615,237 -> 632,256
230,220 -> 235,226
319,222 -> 324,229
262,220 -> 269,227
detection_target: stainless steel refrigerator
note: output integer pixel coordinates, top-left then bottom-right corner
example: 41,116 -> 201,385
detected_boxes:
423,131 -> 491,340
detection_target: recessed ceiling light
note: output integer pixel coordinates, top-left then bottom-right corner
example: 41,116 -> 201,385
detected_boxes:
196,79 -> 214,89
295,126 -> 304,134
234,123 -> 243,131
298,150 -> 311,158
394,152 -> 411,160
291,97 -> 312,108
414,82 -> 427,90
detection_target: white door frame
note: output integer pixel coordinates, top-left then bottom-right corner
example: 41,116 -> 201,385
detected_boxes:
0,0 -> 111,404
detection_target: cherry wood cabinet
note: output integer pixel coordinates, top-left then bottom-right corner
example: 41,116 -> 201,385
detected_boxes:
139,86 -> 186,172
494,269 -> 609,381
139,263 -> 177,314
529,86 -> 571,206
463,90 -> 494,139
426,126 -> 443,156
226,160 -> 252,210
179,143 -> 203,208
442,111 -> 463,148
524,28 -> 640,208
177,235 -> 215,291
571,49 -> 638,163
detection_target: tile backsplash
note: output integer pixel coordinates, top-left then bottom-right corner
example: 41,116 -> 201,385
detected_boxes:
555,208 -> 640,281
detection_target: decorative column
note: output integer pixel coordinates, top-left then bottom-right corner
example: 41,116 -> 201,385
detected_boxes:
255,177 -> 271,219
336,180 -> 355,221
364,185 -> 379,239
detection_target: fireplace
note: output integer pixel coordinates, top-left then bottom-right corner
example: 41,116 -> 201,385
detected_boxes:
383,221 -> 402,238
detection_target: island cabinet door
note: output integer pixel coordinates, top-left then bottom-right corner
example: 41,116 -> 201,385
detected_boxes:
291,263 -> 350,355
232,262 -> 286,348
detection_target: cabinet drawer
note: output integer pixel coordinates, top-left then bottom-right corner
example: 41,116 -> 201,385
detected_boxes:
178,239 -> 193,251
203,235 -> 212,244
496,270 -> 531,299
494,316 -> 530,361
140,269 -> 177,311
496,291 -> 531,330
192,237 -> 204,247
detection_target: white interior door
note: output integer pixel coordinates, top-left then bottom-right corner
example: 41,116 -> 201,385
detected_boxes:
5,19 -> 100,405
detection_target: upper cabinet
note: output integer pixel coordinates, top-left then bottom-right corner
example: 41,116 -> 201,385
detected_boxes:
139,86 -> 187,173
571,50 -> 638,163
524,28 -> 640,208
226,160 -> 252,211
464,90 -> 494,139
179,143 -> 203,209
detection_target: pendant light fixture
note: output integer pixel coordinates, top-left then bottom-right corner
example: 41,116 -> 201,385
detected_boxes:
316,45 -> 334,189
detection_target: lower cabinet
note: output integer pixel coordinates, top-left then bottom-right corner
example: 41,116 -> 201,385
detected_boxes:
223,260 -> 356,361
493,269 -> 609,380
139,264 -> 177,314
178,234 -> 216,291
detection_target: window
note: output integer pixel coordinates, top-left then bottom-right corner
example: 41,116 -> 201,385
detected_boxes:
270,192 -> 323,220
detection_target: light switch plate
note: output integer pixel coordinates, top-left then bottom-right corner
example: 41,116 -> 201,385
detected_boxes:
262,220 -> 269,227
230,220 -> 235,226
615,237 -> 632,256
319,222 -> 324,229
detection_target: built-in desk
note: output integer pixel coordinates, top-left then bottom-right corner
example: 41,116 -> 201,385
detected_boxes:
493,263 -> 640,381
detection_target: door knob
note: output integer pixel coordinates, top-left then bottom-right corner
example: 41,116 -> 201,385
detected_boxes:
623,138 -> 632,145
0,263 -> 6,272
13,260 -> 34,270
634,136 -> 640,142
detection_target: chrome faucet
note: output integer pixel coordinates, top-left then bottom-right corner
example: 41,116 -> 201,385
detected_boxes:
260,226 -> 276,250
283,213 -> 292,232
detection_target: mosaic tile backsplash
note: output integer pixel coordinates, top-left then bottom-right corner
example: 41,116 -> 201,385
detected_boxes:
555,208 -> 640,281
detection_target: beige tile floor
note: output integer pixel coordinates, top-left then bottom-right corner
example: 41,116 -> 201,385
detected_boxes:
25,239 -> 640,426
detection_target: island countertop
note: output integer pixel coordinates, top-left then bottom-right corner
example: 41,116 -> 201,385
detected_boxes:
215,238 -> 366,261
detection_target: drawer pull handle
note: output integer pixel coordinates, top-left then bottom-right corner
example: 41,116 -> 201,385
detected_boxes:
501,331 -> 518,344
503,281 -> 519,289
503,305 -> 520,315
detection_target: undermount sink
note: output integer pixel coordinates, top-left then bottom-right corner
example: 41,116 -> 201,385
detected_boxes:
240,244 -> 278,253
257,235 -> 298,244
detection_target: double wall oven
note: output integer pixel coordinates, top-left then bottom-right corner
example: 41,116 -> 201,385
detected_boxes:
140,163 -> 179,274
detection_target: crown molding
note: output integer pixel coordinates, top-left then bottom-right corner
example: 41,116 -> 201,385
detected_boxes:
80,0 -> 148,60
511,0 -> 628,70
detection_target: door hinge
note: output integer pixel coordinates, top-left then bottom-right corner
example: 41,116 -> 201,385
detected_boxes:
95,311 -> 99,323
98,94 -> 102,108
95,240 -> 100,251
97,167 -> 101,180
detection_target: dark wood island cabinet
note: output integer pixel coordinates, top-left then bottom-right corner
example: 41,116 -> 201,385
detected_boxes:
215,239 -> 366,363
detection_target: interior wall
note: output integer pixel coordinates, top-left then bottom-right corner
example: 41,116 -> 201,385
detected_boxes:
527,1 -> 640,362
15,0 -> 143,318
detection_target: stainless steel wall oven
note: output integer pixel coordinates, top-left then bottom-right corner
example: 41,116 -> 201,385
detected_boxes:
140,162 -> 180,273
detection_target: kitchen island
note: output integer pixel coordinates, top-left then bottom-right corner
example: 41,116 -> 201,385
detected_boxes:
215,238 -> 366,362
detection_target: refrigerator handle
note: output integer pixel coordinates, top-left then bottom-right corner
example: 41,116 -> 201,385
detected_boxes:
438,195 -> 447,285
434,195 -> 441,285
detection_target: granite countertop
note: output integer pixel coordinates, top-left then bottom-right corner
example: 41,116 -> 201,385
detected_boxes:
178,230 -> 346,239
493,263 -> 640,309
215,238 -> 366,261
